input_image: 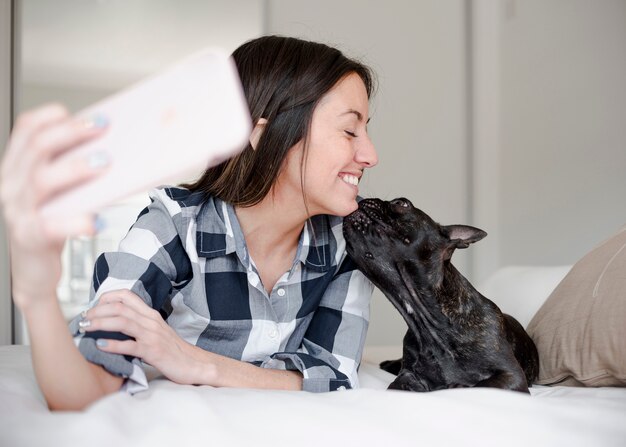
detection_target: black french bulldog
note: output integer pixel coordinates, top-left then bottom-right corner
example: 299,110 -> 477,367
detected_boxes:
343,198 -> 539,393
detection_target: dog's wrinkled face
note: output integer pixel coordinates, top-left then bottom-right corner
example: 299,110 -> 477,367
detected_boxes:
343,198 -> 443,286
343,198 -> 486,291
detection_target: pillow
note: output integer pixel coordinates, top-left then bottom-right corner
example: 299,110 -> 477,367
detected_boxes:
527,225 -> 626,387
478,265 -> 571,329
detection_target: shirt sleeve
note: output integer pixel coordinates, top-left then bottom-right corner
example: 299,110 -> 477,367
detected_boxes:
68,188 -> 192,393
260,255 -> 373,392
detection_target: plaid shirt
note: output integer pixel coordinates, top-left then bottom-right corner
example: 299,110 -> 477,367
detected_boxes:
69,186 -> 373,393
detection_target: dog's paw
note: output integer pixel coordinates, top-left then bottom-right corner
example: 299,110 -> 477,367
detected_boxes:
387,370 -> 428,392
380,358 -> 402,375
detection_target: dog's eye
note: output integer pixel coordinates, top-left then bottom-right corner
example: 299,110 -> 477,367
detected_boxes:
391,199 -> 409,208
365,252 -> 374,259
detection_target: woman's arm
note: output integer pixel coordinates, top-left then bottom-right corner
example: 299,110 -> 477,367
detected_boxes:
1,104 -> 123,410
186,346 -> 303,390
85,289 -> 303,390
21,295 -> 123,411
83,253 -> 372,393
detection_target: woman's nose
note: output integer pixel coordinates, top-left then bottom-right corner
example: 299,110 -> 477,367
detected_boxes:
355,135 -> 378,168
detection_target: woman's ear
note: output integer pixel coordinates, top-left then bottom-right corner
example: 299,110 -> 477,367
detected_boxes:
249,118 -> 268,150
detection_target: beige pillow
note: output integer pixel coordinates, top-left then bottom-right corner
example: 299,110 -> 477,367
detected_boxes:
527,225 -> 626,387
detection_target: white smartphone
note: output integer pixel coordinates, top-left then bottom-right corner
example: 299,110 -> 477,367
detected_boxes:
41,47 -> 251,218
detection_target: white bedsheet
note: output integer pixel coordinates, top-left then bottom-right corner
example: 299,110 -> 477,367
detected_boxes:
1,345 -> 625,447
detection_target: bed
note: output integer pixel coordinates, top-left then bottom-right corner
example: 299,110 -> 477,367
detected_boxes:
1,264 -> 625,446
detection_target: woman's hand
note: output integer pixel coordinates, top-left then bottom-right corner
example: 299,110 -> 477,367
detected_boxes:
83,289 -> 304,390
81,289 -> 213,385
0,104 -> 109,311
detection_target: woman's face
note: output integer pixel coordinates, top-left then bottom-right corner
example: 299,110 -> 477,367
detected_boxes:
276,72 -> 378,218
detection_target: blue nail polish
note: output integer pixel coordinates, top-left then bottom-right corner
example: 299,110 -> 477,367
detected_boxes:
92,114 -> 109,128
96,339 -> 108,348
94,215 -> 106,233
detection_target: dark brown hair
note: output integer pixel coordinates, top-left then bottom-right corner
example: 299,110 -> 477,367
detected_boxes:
181,35 -> 375,207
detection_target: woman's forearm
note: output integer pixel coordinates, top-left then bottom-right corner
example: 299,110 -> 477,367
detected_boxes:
185,344 -> 303,390
20,294 -> 123,411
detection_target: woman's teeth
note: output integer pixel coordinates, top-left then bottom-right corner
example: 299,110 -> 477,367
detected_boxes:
341,174 -> 359,186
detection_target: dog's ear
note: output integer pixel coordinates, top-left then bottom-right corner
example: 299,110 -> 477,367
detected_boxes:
442,225 -> 487,257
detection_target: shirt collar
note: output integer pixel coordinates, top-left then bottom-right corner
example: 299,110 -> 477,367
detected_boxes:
195,196 -> 244,260
195,196 -> 332,272
297,215 -> 332,272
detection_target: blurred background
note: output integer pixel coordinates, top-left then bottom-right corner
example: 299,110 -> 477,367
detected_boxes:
1,0 -> 625,349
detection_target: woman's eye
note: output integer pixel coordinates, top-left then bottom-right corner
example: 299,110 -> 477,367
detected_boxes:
344,130 -> 357,138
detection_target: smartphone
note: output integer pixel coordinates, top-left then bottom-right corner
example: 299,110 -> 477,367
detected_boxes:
41,48 -> 251,218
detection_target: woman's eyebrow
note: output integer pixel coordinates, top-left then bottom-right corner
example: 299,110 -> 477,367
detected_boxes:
341,109 -> 371,124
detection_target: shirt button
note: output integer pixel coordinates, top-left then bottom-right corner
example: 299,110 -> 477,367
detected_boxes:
277,288 -> 286,297
268,328 -> 278,338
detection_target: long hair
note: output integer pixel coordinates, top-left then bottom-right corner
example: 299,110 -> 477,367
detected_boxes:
181,35 -> 375,208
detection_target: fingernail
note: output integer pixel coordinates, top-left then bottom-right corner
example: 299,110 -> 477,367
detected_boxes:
94,215 -> 106,233
83,114 -> 109,129
86,150 -> 110,169
78,319 -> 91,328
96,339 -> 108,348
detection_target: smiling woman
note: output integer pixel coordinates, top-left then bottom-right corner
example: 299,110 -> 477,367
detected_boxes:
0,34 -> 379,411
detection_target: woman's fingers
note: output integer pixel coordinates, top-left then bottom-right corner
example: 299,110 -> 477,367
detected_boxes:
82,290 -> 164,337
81,314 -> 143,338
1,103 -> 110,243
97,290 -> 160,320
18,117 -> 109,205
0,104 -> 69,211
85,299 -> 146,323
9,106 -> 107,170
28,115 -> 108,161
2,103 -> 69,171
34,148 -> 110,206
81,298 -> 165,363
81,294 -> 194,383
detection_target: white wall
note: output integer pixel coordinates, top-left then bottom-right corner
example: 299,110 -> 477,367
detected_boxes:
497,0 -> 626,267
473,0 -> 626,286
267,0 -> 470,347
21,0 -> 264,91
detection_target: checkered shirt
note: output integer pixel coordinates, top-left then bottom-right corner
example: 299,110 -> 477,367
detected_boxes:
69,186 -> 373,393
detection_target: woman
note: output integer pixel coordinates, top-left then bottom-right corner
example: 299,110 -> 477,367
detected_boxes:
0,35 -> 378,410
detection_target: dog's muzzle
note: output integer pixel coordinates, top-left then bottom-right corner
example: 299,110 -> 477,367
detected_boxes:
345,198 -> 389,234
